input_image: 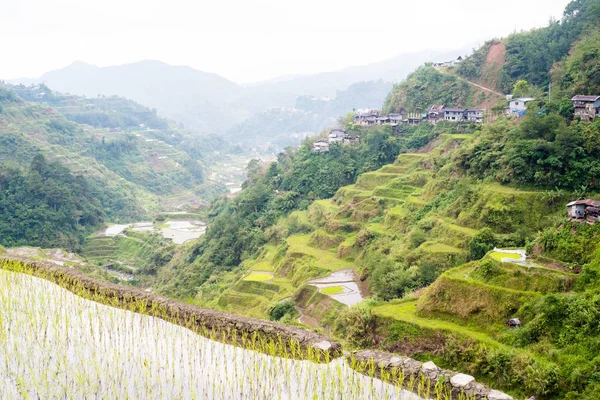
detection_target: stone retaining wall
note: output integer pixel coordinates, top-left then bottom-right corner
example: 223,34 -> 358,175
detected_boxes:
351,350 -> 514,400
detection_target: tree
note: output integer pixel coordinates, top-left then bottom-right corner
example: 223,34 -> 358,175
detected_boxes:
268,300 -> 296,321
468,228 -> 496,260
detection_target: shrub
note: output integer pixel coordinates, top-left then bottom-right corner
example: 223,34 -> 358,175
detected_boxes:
468,228 -> 496,260
268,300 -> 296,321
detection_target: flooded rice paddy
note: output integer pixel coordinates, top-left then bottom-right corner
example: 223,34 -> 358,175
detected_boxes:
307,269 -> 364,306
0,270 -> 421,399
97,220 -> 206,245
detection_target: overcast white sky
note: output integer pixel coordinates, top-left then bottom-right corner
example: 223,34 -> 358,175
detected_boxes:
2,0 -> 571,83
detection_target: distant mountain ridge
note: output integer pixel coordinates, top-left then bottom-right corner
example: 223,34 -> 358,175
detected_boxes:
11,47 -> 471,145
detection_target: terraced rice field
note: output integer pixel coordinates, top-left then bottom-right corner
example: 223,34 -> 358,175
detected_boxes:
243,271 -> 274,282
0,270 -> 421,399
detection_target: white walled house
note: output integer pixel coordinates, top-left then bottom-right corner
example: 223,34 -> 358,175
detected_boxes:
506,98 -> 535,116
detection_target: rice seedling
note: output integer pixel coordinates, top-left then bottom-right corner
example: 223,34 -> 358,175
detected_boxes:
0,259 -> 484,399
0,260 -> 430,399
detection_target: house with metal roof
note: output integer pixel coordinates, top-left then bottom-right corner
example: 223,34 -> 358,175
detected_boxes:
427,105 -> 444,124
567,199 -> 600,222
328,129 -> 347,143
442,108 -> 464,121
571,95 -> 600,121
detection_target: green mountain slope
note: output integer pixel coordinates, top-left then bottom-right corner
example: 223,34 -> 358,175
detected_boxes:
0,84 -> 229,208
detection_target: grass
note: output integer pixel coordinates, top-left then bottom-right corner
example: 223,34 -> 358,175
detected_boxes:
373,300 -> 507,348
407,195 -> 427,205
490,252 -> 521,261
286,235 -> 355,272
249,261 -> 275,272
482,183 -> 540,195
438,218 -> 479,236
321,286 -> 344,295
420,242 -> 464,254
243,272 -> 273,282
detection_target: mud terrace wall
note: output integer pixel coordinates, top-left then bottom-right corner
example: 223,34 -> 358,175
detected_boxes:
2,257 -> 515,399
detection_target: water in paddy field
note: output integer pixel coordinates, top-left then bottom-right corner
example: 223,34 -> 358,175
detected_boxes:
96,220 -> 206,244
308,269 -> 365,306
0,271 -> 422,399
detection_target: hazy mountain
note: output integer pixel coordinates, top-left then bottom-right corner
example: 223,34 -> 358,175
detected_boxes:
15,47 -> 471,141
245,47 -> 472,98
33,60 -> 245,134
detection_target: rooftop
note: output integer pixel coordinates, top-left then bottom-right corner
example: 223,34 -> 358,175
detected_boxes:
567,199 -> 600,207
512,97 -> 536,102
571,95 -> 600,102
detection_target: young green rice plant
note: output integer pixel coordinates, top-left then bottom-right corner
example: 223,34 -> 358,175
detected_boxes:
0,259 -> 431,399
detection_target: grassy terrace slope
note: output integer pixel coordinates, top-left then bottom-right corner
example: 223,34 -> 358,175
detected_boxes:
212,131 -> 565,326
371,253 -> 579,399
199,121 -> 579,398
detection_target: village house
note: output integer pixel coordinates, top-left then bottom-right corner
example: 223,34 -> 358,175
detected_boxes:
571,95 -> 600,121
506,97 -> 535,117
353,110 -> 380,126
405,112 -> 422,126
427,105 -> 444,124
567,199 -> 600,223
464,109 -> 484,123
313,129 -> 360,153
328,128 -> 347,143
433,56 -> 464,68
376,116 -> 390,125
388,113 -> 403,125
441,107 -> 484,123
442,108 -> 465,121
312,139 -> 330,153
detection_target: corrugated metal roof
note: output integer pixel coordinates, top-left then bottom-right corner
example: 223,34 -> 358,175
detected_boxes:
566,199 -> 600,207
571,95 -> 600,102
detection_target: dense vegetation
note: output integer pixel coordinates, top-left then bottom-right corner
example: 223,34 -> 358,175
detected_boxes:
383,66 -> 472,114
0,155 -> 105,251
497,0 -> 600,92
455,112 -> 600,190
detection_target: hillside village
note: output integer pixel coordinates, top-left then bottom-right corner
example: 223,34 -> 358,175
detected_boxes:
313,91 -> 600,153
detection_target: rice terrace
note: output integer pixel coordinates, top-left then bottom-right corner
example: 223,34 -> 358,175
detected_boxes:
0,258 -> 503,399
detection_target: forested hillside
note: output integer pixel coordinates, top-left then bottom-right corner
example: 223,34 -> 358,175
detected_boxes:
0,155 -> 104,250
383,66 -> 473,114
0,84 -> 232,250
456,0 -> 600,93
0,84 -> 229,203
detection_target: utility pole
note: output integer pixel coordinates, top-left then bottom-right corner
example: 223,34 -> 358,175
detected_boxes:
549,81 -> 551,103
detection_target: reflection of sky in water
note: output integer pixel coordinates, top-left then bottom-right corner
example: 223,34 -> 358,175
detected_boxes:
97,220 -> 206,244
308,269 -> 364,306
0,271 -> 420,399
